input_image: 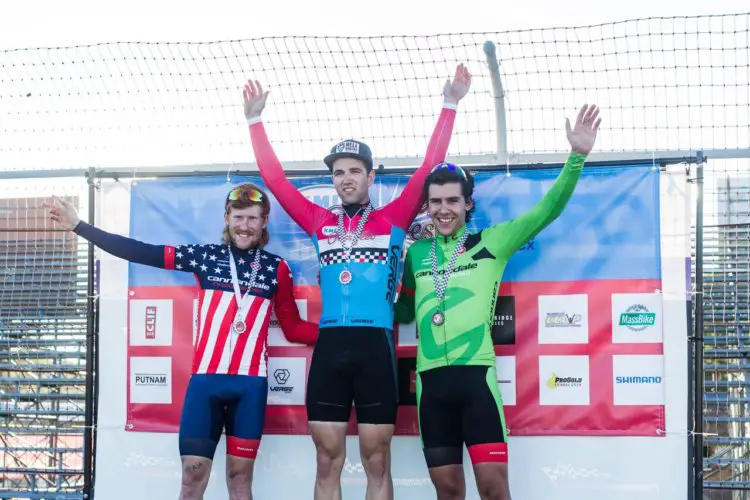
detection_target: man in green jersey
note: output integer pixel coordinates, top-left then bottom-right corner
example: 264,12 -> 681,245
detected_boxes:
395,104 -> 601,500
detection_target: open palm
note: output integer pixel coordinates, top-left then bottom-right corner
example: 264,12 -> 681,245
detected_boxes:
566,104 -> 601,155
243,80 -> 269,120
443,63 -> 471,105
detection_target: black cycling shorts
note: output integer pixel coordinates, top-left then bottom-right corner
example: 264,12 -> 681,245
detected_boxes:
417,365 -> 509,467
306,326 -> 398,425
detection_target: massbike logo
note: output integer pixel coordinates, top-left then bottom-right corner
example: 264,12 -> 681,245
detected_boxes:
271,368 -> 293,393
545,312 -> 583,328
546,372 -> 583,389
619,304 -> 656,332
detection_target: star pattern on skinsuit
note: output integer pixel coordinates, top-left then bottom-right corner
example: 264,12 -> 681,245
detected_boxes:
173,245 -> 281,291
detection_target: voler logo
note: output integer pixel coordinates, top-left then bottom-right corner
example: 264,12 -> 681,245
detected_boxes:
546,372 -> 583,389
619,304 -> 656,331
545,312 -> 582,328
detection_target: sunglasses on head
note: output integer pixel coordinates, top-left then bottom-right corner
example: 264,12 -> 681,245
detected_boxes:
430,162 -> 467,179
226,187 -> 264,204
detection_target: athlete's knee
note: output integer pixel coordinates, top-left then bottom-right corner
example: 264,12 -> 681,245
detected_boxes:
360,444 -> 391,481
227,466 -> 254,499
180,457 -> 211,497
432,475 -> 464,500
474,462 -> 511,500
316,445 -> 345,481
476,480 -> 510,500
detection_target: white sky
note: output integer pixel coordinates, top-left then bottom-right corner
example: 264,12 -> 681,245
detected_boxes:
1,0 -> 746,49
0,1 -> 748,173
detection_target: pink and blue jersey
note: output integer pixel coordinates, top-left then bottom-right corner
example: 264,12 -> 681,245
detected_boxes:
248,104 -> 457,330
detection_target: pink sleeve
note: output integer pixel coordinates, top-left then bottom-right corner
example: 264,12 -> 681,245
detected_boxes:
248,121 -> 330,236
380,105 -> 457,228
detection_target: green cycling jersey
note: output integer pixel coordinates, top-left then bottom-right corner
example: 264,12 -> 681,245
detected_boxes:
395,152 -> 587,373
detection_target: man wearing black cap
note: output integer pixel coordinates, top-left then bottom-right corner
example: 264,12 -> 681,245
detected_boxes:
241,64 -> 471,500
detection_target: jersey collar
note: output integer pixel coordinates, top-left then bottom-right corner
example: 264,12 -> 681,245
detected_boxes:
436,224 -> 467,246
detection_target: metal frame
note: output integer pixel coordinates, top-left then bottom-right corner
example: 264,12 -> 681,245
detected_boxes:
82,168 -> 97,500
692,152 -> 705,500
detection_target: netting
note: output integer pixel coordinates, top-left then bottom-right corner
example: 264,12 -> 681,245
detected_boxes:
0,12 -> 749,172
0,179 -> 91,498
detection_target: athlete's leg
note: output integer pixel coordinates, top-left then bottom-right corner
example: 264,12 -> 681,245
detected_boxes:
224,375 -> 268,500
462,366 -> 511,500
418,367 -> 466,500
306,328 -> 356,500
177,375 -> 225,500
353,329 -> 398,500
309,421 -> 348,500
357,424 -> 394,500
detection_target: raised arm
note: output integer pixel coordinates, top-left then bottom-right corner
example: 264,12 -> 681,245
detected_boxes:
381,64 -> 472,228
485,104 -> 602,260
273,259 -> 319,346
44,196 -> 185,270
243,80 -> 330,236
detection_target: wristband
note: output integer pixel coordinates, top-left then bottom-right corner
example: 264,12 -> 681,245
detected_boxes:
246,116 -> 262,126
442,101 -> 458,111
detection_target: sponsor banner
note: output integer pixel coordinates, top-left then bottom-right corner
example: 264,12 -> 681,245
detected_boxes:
612,293 -> 663,343
129,356 -> 172,404
495,356 -> 517,406
613,355 -> 665,406
124,165 -> 666,437
128,299 -> 174,346
492,296 -> 516,345
538,294 -> 588,344
538,355 -> 590,406
267,357 -> 308,406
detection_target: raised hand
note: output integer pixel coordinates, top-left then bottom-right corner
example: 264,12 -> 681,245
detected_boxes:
42,196 -> 80,231
243,80 -> 269,120
443,63 -> 471,105
565,104 -> 602,155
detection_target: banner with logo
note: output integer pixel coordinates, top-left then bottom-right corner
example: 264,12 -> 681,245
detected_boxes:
125,164 -> 665,437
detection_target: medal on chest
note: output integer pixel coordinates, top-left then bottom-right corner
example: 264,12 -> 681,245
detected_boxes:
430,231 -> 470,326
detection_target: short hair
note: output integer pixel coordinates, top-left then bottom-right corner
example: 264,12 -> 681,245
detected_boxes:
422,163 -> 476,224
222,183 -> 271,248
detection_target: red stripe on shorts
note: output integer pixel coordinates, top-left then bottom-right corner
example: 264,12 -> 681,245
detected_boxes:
467,442 -> 508,464
226,436 -> 260,459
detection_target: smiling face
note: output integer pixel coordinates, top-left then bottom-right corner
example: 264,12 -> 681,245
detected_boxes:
224,204 -> 268,250
427,182 -> 473,237
331,158 -> 374,205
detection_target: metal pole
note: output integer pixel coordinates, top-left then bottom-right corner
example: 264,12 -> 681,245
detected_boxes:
694,151 -> 705,500
482,41 -> 507,163
82,167 -> 97,499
